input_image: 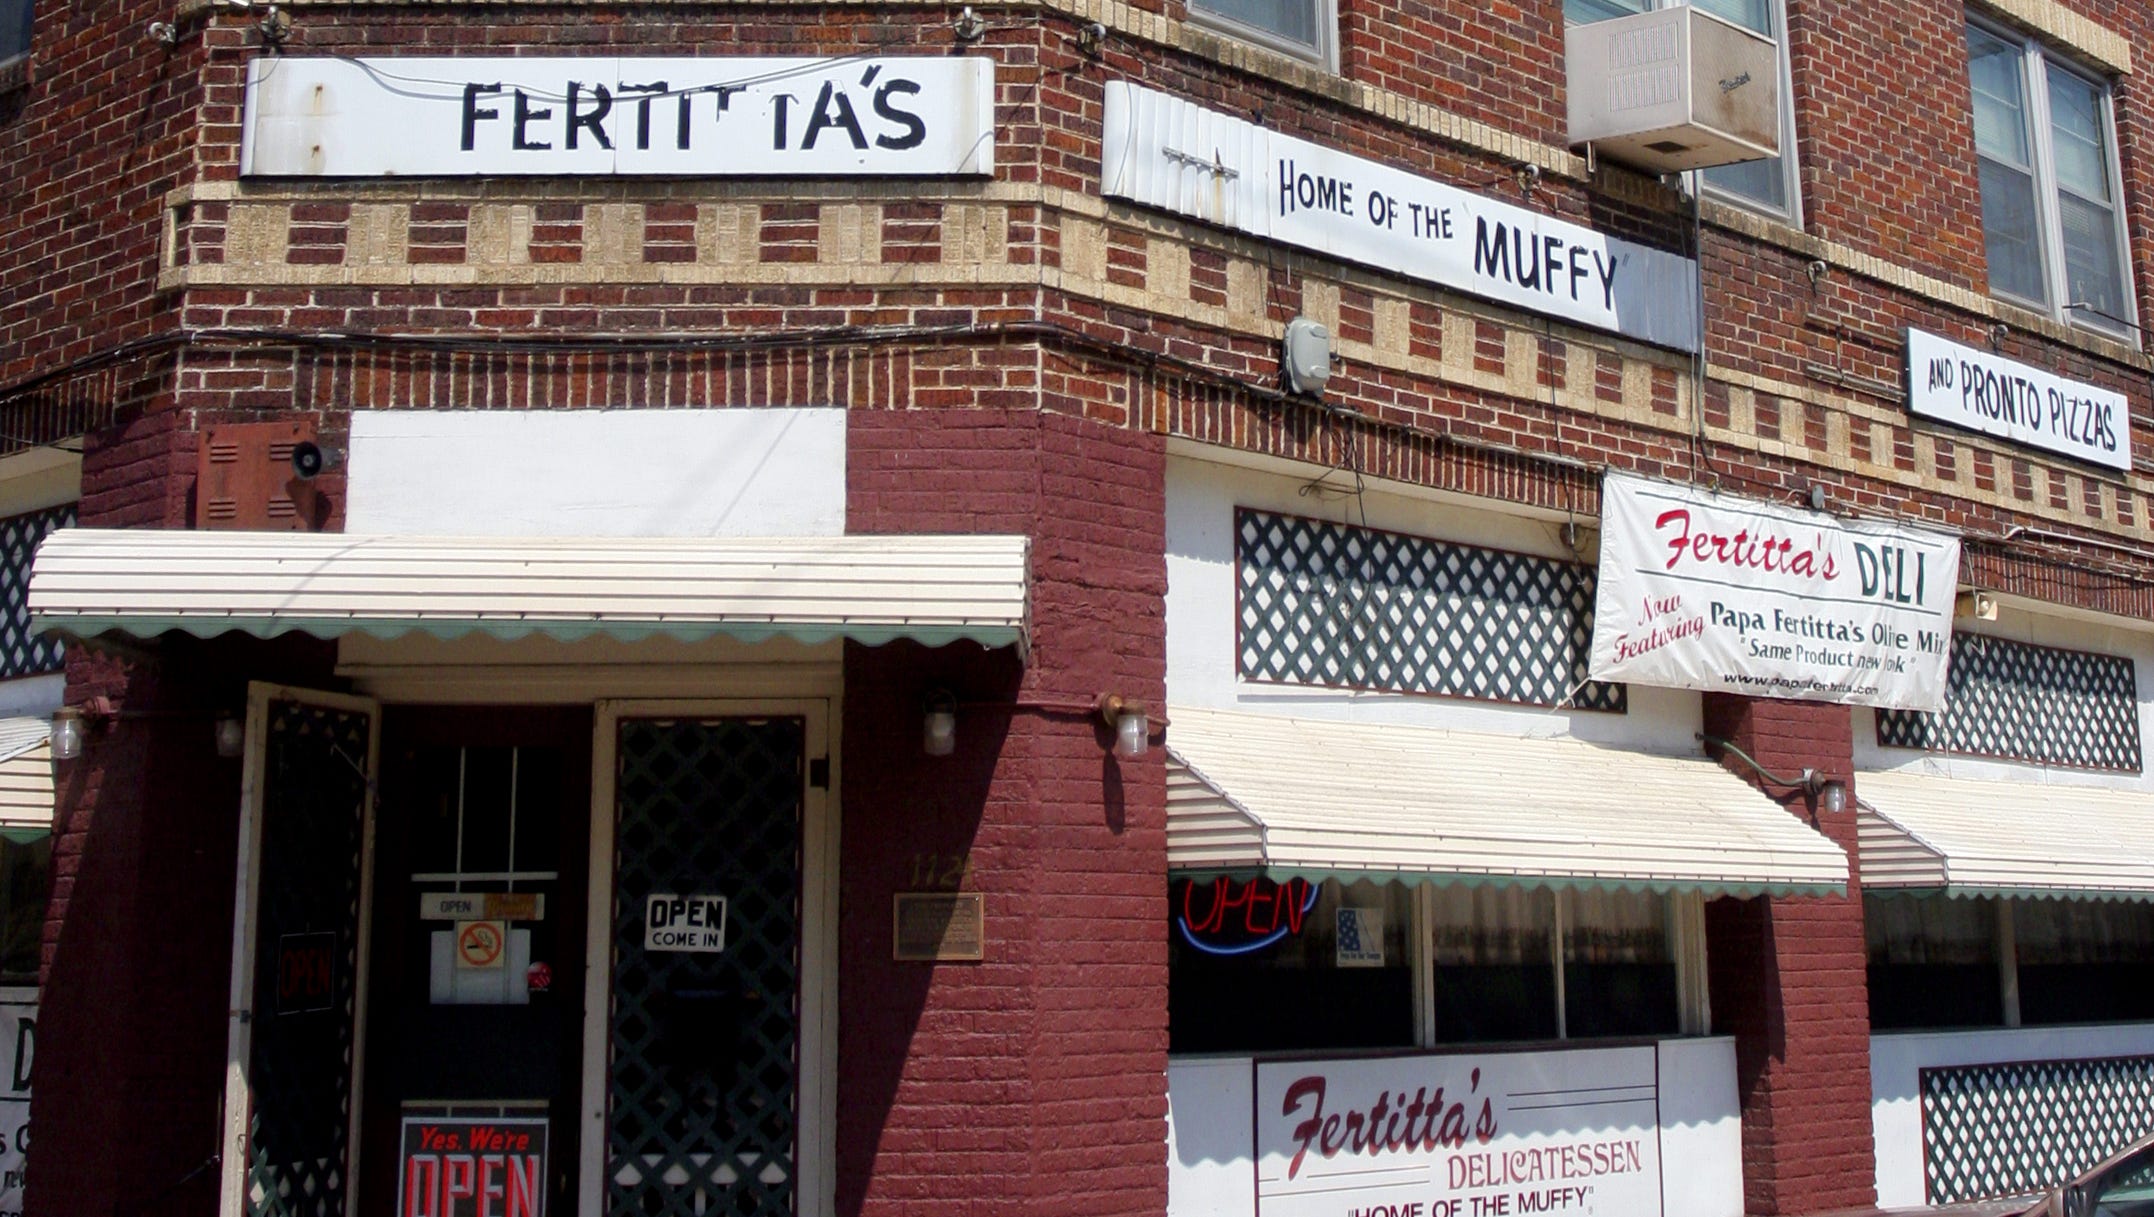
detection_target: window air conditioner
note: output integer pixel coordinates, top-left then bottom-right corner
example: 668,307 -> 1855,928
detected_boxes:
1566,6 -> 1780,174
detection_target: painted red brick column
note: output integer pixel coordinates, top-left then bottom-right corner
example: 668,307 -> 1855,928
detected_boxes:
1701,693 -> 1872,1216
840,406 -> 1169,1217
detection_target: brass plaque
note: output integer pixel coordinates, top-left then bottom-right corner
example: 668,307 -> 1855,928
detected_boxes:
892,892 -> 984,961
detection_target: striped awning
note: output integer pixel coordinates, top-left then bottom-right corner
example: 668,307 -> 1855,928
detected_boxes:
1166,705 -> 1848,896
0,718 -> 54,840
30,529 -> 1030,651
1860,769 -> 2154,900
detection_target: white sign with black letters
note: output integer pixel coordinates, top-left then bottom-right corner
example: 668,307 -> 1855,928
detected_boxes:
645,894 -> 727,953
1906,328 -> 2132,471
243,57 -> 995,177
1101,83 -> 1699,351
0,988 -> 31,1211
1589,474 -> 1960,711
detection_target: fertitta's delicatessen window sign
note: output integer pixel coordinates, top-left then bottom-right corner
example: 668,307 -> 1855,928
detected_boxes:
242,57 -> 995,177
1256,1047 -> 1662,1217
1589,474 -> 1960,711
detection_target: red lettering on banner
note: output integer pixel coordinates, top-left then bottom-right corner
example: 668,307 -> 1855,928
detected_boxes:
1654,508 -> 1838,581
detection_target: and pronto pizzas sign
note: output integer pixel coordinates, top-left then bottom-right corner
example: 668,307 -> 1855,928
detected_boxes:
1255,1047 -> 1662,1217
400,1115 -> 547,1217
1589,473 -> 1960,711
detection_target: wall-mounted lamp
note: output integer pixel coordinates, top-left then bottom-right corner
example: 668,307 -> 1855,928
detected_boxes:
50,708 -> 82,762
1097,693 -> 1149,759
1699,733 -> 1847,814
215,715 -> 246,759
1955,589 -> 1999,622
922,690 -> 958,758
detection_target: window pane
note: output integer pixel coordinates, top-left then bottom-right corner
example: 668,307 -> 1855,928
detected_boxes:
1169,877 -> 1413,1053
1563,889 -> 1678,1038
1191,0 -> 1318,52
1866,893 -> 2002,1030
2047,70 -> 2111,200
2060,192 -> 2127,325
2016,900 -> 2154,1025
1968,28 -> 2032,166
1693,0 -> 1769,35
0,836 -> 46,981
1432,885 -> 1556,1044
1566,0 -> 1647,22
1704,155 -> 1787,210
1978,156 -> 2049,305
0,0 -> 26,60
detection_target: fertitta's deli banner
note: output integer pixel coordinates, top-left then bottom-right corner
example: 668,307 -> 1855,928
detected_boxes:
242,57 -> 995,177
1255,1047 -> 1662,1217
1100,84 -> 1699,352
1590,474 -> 1960,711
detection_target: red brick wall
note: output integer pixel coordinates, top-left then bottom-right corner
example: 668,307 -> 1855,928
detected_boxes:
841,408 -> 1169,1217
33,635 -> 336,1217
1702,693 -> 1872,1216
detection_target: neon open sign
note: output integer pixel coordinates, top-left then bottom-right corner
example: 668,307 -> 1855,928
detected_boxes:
1174,876 -> 1319,956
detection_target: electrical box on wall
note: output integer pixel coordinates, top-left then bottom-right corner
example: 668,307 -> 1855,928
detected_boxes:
195,421 -> 329,530
1567,6 -> 1780,173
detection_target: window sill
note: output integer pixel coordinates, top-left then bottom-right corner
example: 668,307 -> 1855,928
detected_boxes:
0,54 -> 31,97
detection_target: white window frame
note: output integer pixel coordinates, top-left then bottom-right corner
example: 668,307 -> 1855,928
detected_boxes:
1967,16 -> 2139,340
1186,0 -> 1337,71
1566,0 -> 1804,224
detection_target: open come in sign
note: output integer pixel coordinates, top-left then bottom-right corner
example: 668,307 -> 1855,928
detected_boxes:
645,894 -> 727,953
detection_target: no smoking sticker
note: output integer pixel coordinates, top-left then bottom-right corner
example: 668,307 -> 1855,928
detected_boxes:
455,920 -> 507,970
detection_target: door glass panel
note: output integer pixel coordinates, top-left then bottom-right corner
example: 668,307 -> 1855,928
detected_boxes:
609,718 -> 805,1217
360,709 -> 589,1217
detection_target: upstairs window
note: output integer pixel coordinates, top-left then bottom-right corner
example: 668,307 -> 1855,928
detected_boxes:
0,0 -> 27,65
1967,20 -> 2135,337
1188,0 -> 1333,66
1566,0 -> 1801,219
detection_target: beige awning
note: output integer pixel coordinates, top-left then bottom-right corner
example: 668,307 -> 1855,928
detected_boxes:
1166,705 -> 1848,896
0,718 -> 54,838
1859,769 -> 2154,900
30,529 -> 1030,651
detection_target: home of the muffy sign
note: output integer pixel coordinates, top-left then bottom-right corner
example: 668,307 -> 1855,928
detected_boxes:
1101,83 -> 1700,352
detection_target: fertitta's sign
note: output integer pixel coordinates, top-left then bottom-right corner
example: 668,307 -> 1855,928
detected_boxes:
1255,1047 -> 1661,1217
1589,473 -> 1960,711
243,57 -> 995,177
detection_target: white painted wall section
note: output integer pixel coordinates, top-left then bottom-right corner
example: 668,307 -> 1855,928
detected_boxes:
346,408 -> 846,537
1872,1023 -> 2154,1207
1168,1058 -> 1257,1217
1164,449 -> 1702,751
1656,1037 -> 1744,1217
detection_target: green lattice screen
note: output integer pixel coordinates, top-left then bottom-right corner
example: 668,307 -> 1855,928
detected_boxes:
609,717 -> 804,1216
245,698 -> 372,1217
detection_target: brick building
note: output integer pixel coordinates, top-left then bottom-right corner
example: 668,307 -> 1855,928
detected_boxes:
4,0 -> 2154,1214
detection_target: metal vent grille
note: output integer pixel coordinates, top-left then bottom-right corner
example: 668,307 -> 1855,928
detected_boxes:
1922,1056 -> 2154,1203
1235,508 -> 1625,712
1,505 -> 71,679
244,699 -> 372,1217
1878,633 -> 2141,771
608,717 -> 805,1217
